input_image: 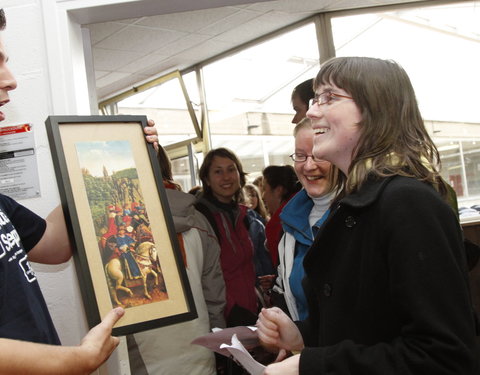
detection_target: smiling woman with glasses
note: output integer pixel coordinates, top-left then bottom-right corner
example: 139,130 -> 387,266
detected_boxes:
270,117 -> 337,322
257,57 -> 478,375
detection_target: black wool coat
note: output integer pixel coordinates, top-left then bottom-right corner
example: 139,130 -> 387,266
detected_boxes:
297,175 -> 478,375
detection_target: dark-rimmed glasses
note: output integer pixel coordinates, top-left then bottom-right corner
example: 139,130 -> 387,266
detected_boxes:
289,153 -> 324,163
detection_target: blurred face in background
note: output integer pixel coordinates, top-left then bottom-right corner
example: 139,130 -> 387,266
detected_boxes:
291,93 -> 308,124
206,156 -> 241,203
262,180 -> 283,216
245,189 -> 259,210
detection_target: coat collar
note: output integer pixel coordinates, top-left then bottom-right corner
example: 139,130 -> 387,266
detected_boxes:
340,175 -> 395,209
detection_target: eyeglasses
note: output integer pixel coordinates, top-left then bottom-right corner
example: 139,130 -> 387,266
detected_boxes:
309,91 -> 353,107
289,153 -> 324,163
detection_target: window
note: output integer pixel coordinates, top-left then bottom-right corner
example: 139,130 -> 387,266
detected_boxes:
202,22 -> 320,180
331,1 -> 480,207
97,1 -> 480,207
116,71 -> 201,147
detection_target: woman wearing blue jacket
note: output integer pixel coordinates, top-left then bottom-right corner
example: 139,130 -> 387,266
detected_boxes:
273,118 -> 337,321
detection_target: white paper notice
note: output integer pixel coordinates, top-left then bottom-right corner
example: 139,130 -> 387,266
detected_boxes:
220,334 -> 266,375
0,124 -> 40,200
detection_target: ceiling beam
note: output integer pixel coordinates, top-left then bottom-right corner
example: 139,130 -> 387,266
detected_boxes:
64,0 -> 277,25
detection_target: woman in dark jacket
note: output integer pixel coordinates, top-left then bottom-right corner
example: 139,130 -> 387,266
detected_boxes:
257,57 -> 478,375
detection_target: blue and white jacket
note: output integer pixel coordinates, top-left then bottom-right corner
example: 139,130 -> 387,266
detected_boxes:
273,189 -> 333,320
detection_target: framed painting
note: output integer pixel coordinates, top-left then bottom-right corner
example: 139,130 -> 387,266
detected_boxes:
45,115 -> 196,336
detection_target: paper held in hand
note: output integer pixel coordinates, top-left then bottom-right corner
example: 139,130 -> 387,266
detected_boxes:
219,333 -> 266,375
191,326 -> 266,375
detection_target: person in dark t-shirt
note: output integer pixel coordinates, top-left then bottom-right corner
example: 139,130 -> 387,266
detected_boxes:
0,8 -> 129,374
0,194 -> 60,344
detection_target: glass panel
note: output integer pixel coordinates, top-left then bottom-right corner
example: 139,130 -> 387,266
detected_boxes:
211,135 -> 293,182
182,71 -> 202,131
116,73 -> 200,147
332,2 -> 479,123
462,141 -> 480,197
331,1 -> 480,209
203,23 -> 319,172
170,152 -> 203,193
438,140 -> 463,196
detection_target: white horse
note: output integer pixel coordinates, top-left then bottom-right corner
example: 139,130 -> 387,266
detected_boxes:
105,242 -> 155,306
134,241 -> 163,292
105,256 -> 134,306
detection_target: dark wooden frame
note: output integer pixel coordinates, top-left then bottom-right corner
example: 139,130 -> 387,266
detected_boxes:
45,115 -> 196,336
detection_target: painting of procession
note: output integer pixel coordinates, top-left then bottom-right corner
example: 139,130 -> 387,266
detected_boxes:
75,140 -> 168,308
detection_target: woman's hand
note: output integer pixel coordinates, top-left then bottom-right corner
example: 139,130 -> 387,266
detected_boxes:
263,354 -> 300,375
257,307 -> 304,352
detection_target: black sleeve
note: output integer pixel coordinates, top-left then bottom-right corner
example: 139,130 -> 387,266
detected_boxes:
0,194 -> 46,251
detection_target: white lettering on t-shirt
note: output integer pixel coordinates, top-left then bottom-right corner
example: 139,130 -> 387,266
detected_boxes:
0,210 -> 10,228
0,207 -> 36,282
0,236 -> 5,259
1,229 -> 21,251
0,210 -> 11,259
19,254 -> 36,283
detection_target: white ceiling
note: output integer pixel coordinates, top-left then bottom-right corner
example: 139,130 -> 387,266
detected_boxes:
84,0 -> 427,101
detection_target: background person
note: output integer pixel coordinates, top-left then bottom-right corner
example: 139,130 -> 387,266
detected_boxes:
257,56 -> 478,374
252,175 -> 265,196
241,185 -> 275,294
195,148 -> 257,327
259,165 -> 301,302
244,183 -> 269,225
290,78 -> 314,124
262,165 -> 301,269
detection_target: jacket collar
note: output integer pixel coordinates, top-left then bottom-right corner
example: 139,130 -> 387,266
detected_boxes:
197,193 -> 246,222
281,190 -> 312,225
340,175 -> 394,209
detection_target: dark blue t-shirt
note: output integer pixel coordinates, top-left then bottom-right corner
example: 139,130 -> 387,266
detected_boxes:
0,194 -> 60,344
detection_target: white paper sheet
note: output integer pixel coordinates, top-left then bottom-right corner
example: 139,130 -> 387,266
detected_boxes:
220,334 -> 266,375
